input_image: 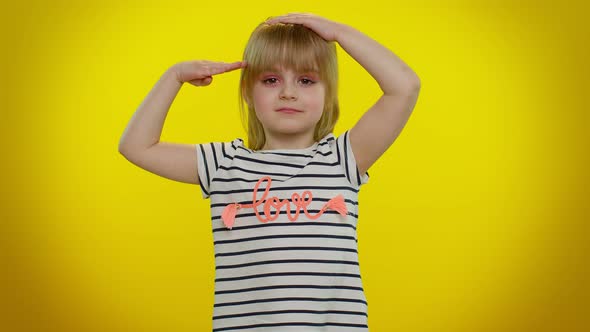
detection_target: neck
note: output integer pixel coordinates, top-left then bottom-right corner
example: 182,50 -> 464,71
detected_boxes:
261,130 -> 316,150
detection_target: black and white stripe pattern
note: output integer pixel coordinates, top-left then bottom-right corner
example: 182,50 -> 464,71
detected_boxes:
196,130 -> 370,331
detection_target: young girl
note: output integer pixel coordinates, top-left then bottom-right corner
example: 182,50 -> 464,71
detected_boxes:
119,12 -> 420,332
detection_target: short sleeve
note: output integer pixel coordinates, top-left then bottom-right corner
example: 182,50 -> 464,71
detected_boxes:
195,138 -> 241,199
335,129 -> 370,188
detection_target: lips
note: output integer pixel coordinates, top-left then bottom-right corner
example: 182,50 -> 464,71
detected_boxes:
276,108 -> 302,113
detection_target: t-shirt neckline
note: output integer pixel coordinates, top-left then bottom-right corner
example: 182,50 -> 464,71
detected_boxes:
251,133 -> 332,153
254,142 -> 318,153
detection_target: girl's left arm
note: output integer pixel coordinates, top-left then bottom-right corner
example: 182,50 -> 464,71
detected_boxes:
335,23 -> 421,175
266,14 -> 421,176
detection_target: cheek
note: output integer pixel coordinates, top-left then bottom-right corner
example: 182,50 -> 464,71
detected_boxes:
308,91 -> 325,110
252,97 -> 276,121
252,91 -> 271,109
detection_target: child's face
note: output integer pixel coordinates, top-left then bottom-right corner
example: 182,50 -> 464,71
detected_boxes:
251,66 -> 325,138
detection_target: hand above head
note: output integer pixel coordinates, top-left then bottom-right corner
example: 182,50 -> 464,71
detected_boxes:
171,60 -> 247,87
265,12 -> 344,42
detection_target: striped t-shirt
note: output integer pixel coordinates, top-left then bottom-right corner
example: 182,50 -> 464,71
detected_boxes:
196,130 -> 370,331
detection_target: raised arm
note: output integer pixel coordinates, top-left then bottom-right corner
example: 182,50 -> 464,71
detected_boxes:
118,61 -> 245,184
266,14 -> 421,175
335,22 -> 420,175
118,67 -> 182,154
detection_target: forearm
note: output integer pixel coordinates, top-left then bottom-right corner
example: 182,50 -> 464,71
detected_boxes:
118,67 -> 183,154
335,23 -> 420,95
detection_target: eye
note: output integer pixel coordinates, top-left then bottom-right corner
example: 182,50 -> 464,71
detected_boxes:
300,78 -> 315,85
262,77 -> 278,84
261,77 -> 316,86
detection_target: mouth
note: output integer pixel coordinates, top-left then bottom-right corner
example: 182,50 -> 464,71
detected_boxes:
276,108 -> 303,114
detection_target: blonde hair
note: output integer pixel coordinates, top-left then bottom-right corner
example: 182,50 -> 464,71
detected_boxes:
238,21 -> 340,150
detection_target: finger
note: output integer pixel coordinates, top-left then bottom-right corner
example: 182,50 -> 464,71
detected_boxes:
189,76 -> 213,86
272,12 -> 307,20
222,61 -> 246,68
211,61 -> 247,75
266,15 -> 304,25
201,64 -> 230,76
201,76 -> 213,85
227,61 -> 247,69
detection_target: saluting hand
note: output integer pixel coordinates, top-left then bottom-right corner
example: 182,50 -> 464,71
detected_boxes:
172,60 -> 247,87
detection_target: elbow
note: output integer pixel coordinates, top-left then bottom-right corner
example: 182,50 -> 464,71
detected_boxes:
118,145 -> 129,156
408,72 -> 421,90
118,141 -> 133,156
405,75 -> 421,97
118,134 -> 129,155
403,66 -> 420,90
385,73 -> 420,97
118,141 -> 157,156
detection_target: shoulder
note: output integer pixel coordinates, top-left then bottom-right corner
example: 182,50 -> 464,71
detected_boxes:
196,136 -> 248,160
331,129 -> 370,188
327,130 -> 350,153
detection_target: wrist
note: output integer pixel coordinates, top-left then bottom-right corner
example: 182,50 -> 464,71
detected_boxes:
335,23 -> 353,42
167,65 -> 183,84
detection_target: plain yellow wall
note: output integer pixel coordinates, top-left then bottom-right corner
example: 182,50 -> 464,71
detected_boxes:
1,0 -> 588,331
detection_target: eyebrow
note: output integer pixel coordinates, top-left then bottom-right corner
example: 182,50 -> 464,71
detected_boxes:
259,72 -> 320,81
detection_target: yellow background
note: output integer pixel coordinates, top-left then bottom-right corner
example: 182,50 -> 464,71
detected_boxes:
2,0 -> 588,331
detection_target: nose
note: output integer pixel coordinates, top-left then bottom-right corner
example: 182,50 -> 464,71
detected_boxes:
279,82 -> 297,100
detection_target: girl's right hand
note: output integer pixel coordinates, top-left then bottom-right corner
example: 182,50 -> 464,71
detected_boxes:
171,60 -> 247,87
